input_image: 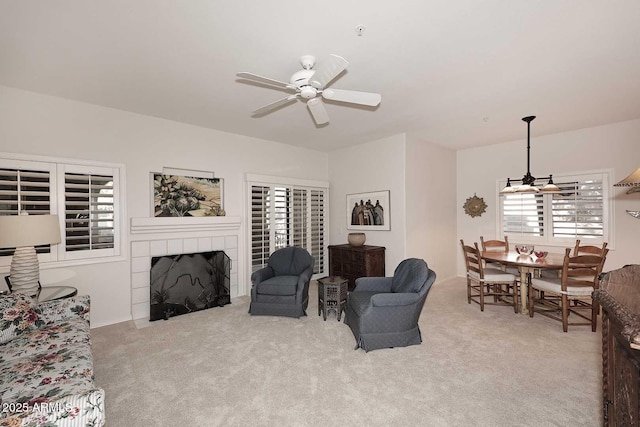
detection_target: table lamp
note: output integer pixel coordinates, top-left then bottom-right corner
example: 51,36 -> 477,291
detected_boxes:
0,213 -> 61,296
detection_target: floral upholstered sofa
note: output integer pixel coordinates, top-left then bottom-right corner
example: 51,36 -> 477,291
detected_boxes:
0,293 -> 105,427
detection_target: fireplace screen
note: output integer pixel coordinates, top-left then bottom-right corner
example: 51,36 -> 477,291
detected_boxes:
150,251 -> 231,321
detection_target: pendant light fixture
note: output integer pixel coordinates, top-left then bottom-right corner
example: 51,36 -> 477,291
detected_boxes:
499,116 -> 561,195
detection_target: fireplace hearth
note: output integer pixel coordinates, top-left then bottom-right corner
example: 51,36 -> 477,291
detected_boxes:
150,251 -> 231,321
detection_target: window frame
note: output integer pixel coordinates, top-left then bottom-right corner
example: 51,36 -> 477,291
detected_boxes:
246,173 -> 329,279
497,169 -> 613,248
0,152 -> 126,270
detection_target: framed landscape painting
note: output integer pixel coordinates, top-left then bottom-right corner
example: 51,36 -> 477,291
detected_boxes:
346,190 -> 390,231
152,173 -> 224,217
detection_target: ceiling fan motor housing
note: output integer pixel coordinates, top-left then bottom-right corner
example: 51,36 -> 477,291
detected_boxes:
290,69 -> 314,87
300,85 -> 317,99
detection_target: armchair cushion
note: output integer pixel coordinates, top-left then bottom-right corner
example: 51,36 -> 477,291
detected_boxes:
257,275 -> 299,296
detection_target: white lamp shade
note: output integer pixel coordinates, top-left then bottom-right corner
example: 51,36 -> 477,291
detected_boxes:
539,183 -> 561,193
614,167 -> 640,187
0,214 -> 61,248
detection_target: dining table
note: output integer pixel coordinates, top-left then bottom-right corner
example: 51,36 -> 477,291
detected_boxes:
481,250 -> 565,315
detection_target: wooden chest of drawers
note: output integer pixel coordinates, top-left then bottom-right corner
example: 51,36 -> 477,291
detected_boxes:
328,244 -> 385,291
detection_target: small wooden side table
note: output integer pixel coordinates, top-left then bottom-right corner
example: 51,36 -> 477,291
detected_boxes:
317,276 -> 348,321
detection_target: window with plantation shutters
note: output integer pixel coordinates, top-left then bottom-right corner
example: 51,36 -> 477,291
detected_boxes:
251,185 -> 270,270
248,176 -> 328,276
0,155 -> 123,266
502,192 -> 544,237
551,176 -> 604,239
309,189 -> 325,274
499,170 -> 610,245
64,172 -> 115,252
0,162 -> 54,259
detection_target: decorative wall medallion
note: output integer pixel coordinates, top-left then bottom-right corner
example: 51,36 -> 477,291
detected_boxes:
463,194 -> 487,218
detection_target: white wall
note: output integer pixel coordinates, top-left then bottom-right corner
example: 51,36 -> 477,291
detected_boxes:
457,118 -> 640,276
328,134 -> 407,272
0,85 -> 329,327
405,134 -> 457,280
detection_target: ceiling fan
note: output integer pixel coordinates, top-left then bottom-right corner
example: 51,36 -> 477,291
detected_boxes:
236,54 -> 381,125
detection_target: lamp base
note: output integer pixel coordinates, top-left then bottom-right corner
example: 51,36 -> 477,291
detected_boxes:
9,246 -> 41,297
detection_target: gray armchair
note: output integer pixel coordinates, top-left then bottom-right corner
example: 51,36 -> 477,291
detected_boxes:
344,258 -> 436,351
249,246 -> 314,318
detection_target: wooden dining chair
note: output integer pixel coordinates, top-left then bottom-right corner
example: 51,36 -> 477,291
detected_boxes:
529,247 -> 608,332
573,240 -> 608,314
460,240 -> 518,313
573,239 -> 608,256
479,235 -> 519,276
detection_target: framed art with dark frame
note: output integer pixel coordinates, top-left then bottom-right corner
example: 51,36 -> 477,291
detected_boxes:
346,190 -> 390,231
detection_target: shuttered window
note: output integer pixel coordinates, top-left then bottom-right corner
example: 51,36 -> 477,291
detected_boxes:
0,156 -> 122,266
309,189 -> 325,274
250,186 -> 270,270
0,164 -> 54,258
502,192 -> 544,237
248,177 -> 328,276
64,172 -> 115,252
551,176 -> 604,239
500,171 -> 610,244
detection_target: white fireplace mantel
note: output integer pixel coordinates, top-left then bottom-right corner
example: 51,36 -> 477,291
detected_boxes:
130,216 -> 241,234
129,215 -> 244,321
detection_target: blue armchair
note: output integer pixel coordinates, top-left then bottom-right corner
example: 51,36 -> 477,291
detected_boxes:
344,258 -> 436,351
249,246 -> 314,318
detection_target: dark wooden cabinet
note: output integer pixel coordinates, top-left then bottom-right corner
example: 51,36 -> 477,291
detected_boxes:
328,244 -> 385,291
593,264 -> 640,426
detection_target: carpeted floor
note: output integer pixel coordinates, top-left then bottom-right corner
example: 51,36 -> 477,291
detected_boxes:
91,277 -> 601,426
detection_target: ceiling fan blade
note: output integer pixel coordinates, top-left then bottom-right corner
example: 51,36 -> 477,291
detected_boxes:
237,72 -> 295,90
309,54 -> 349,89
321,88 -> 381,106
307,98 -> 329,125
252,95 -> 298,116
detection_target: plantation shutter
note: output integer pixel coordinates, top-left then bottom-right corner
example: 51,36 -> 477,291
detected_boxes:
251,185 -> 270,271
309,189 -> 325,274
502,190 -> 545,237
552,177 -> 604,239
273,187 -> 290,250
0,166 -> 53,257
248,179 -> 327,276
292,188 -> 307,248
64,172 -> 115,252
58,162 -> 119,260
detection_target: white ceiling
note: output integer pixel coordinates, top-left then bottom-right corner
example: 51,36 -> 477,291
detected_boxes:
1,1 -> 639,152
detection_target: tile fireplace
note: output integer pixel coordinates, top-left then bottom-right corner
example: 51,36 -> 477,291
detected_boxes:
129,216 -> 241,320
